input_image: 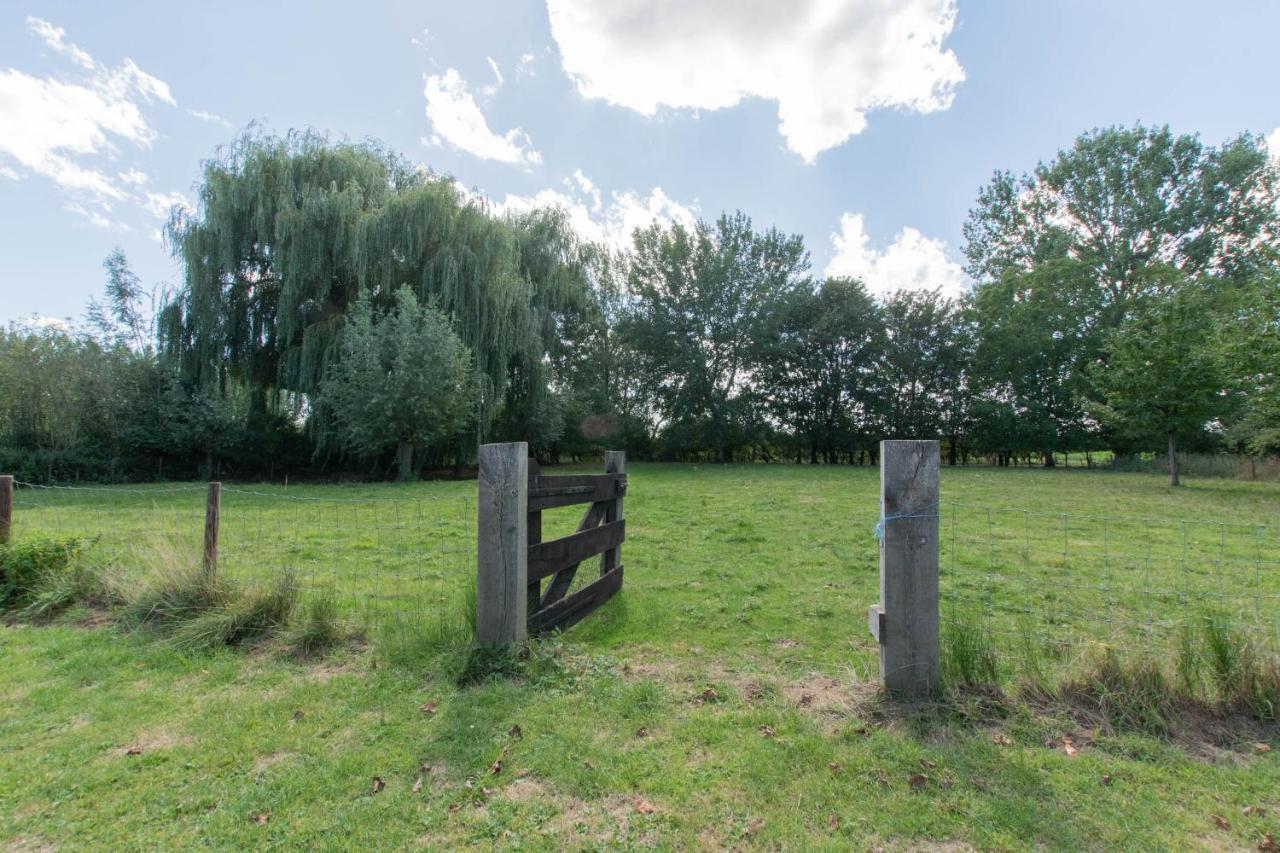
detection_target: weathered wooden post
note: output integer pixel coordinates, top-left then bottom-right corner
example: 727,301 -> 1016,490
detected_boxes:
203,482 -> 221,578
868,440 -> 940,695
476,442 -> 528,647
0,475 -> 13,545
601,451 -> 625,576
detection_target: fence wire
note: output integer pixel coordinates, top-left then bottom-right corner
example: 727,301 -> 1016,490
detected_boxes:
937,500 -> 1280,665
10,480 -> 474,640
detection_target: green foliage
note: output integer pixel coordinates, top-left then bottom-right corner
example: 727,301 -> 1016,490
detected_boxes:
941,619 -> 1001,689
318,287 -> 476,480
286,594 -> 348,658
1062,648 -> 1175,736
0,537 -> 87,610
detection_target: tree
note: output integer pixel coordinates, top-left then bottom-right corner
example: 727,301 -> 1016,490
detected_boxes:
319,288 -> 475,480
622,212 -> 809,461
969,258 -> 1099,465
874,289 -> 968,443
760,277 -> 883,463
964,125 -> 1280,301
162,130 -> 587,451
1087,280 -> 1226,486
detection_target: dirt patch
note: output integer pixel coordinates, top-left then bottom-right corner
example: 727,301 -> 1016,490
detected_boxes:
303,661 -> 366,683
502,776 -> 553,804
773,638 -> 801,649
3,836 -> 58,852
108,728 -> 191,757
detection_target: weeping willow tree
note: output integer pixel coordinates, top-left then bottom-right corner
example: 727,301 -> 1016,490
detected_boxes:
161,129 -> 591,464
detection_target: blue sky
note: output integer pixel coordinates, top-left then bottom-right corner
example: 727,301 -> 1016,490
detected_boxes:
2,0 -> 1278,324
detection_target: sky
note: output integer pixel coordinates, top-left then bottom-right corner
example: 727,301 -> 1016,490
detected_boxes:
2,0 -> 1278,325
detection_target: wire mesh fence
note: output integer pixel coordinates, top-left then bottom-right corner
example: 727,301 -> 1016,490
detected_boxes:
9,480 -> 475,639
938,500 -> 1280,669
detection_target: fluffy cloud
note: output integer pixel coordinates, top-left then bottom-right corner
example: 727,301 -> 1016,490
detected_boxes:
825,213 -> 967,298
1267,127 -> 1280,161
1,18 -> 182,228
489,171 -> 696,248
424,69 -> 541,164
546,0 -> 964,162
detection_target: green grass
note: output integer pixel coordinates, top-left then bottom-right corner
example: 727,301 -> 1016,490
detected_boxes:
2,464 -> 1279,849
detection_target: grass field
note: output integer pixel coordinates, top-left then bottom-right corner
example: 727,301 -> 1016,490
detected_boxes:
2,464 -> 1279,849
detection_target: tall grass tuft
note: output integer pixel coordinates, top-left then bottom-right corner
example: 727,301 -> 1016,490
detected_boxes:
1,537 -> 109,617
381,580 -> 477,678
942,618 -> 1001,689
167,573 -> 298,650
1061,647 -> 1174,736
286,594 -> 349,658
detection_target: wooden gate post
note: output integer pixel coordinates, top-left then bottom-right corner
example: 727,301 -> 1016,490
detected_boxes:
601,451 -> 625,576
203,482 -> 221,578
476,442 -> 528,647
869,440 -> 940,695
0,475 -> 13,545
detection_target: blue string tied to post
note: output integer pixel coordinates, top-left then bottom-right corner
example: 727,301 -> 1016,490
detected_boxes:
873,501 -> 940,540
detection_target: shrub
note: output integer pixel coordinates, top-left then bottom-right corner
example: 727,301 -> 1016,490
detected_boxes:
0,538 -> 99,614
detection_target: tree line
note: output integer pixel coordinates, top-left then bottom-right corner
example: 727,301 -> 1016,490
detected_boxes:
1,125 -> 1276,484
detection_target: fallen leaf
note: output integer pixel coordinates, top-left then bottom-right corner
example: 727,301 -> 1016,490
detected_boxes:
990,733 -> 1012,746
252,811 -> 271,826
412,776 -> 423,793
826,814 -> 840,830
970,777 -> 989,791
1210,814 -> 1231,831
875,769 -> 892,788
919,758 -> 936,770
758,725 -> 776,738
635,799 -> 656,815
743,816 -> 764,836
1254,743 -> 1272,754
1100,775 -> 1112,786
635,727 -> 649,739
290,709 -> 305,724
798,693 -> 813,708
124,746 -> 143,756
908,773 -> 928,792
507,724 -> 522,739
583,760 -> 597,770
420,701 -> 438,716
1063,743 -> 1079,758
489,760 -> 502,776
827,762 -> 842,773
1243,805 -> 1266,817
1258,833 -> 1275,851
371,777 -> 385,794
701,687 -> 719,703
851,725 -> 869,736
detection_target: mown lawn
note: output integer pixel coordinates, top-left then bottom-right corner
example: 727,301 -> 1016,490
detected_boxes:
2,464 -> 1278,849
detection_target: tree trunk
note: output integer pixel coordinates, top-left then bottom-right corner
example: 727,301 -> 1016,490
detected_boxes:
1167,432 -> 1180,487
1043,450 -> 1056,468
948,439 -> 958,466
396,441 -> 415,482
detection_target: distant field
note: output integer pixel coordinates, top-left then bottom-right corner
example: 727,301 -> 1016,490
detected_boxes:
3,465 -> 1279,849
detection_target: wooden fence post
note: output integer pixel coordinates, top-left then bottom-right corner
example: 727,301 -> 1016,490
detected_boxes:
601,451 -> 625,576
203,482 -> 220,578
869,440 -> 940,695
476,442 -> 528,647
0,475 -> 13,545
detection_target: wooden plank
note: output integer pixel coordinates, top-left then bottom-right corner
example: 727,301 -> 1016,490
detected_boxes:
537,500 -> 606,607
528,565 -> 623,635
476,442 -> 528,647
528,473 -> 625,511
529,520 -> 625,582
876,440 -> 940,695
526,508 -> 542,618
203,482 -> 220,578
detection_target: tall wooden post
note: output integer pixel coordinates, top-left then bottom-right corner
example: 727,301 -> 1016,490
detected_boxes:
0,475 -> 13,545
869,440 -> 940,695
203,482 -> 221,578
601,451 -> 625,576
476,442 -> 528,647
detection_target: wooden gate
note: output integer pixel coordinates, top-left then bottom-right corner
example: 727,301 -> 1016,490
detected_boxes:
526,451 -> 626,634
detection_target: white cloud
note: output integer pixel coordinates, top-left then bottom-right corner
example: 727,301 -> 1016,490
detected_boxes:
143,190 -> 192,220
1267,127 -> 1280,162
825,213 -> 967,299
1,18 -> 178,227
423,69 -> 541,164
546,0 -> 964,163
484,57 -> 504,94
26,16 -> 94,70
516,52 -> 538,79
489,171 -> 696,248
187,108 -> 232,128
